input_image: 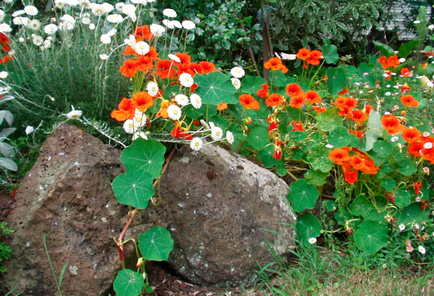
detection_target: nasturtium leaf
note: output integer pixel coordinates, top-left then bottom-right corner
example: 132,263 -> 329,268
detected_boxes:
275,162 -> 287,177
120,139 -> 166,178
295,212 -> 322,244
334,208 -> 352,226
398,40 -> 419,58
240,75 -> 267,96
306,144 -> 334,173
354,220 -> 388,255
288,179 -> 319,212
398,158 -> 417,176
271,70 -> 288,87
350,195 -> 374,217
372,140 -> 393,158
324,200 -> 337,212
373,41 -> 395,57
304,169 -> 329,186
194,72 -> 236,105
381,178 -> 396,192
328,126 -> 351,148
290,131 -> 307,142
326,67 -> 347,95
246,126 -> 269,149
112,170 -> 154,209
360,111 -> 383,151
257,145 -> 280,168
113,269 -> 144,296
139,226 -> 174,261
209,115 -> 229,130
285,106 -> 305,121
396,203 -> 429,225
317,107 -> 343,132
394,189 -> 413,209
322,43 -> 339,64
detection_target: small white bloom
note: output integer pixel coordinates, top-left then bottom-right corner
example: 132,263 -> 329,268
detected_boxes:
81,17 -> 91,24
27,19 -> 41,30
167,104 -> 182,121
308,237 -> 317,244
231,78 -> 241,90
418,245 -> 426,254
133,110 -> 146,128
107,14 -> 124,23
55,0 -> 68,9
32,35 -> 44,46
91,4 -> 105,16
326,144 -> 334,149
115,3 -> 125,12
399,58 -> 406,63
67,110 -> 82,119
101,2 -> 114,13
12,10 -> 26,17
182,20 -> 195,30
146,81 -> 159,97
124,34 -> 136,46
280,52 -> 297,60
210,125 -> 223,141
61,14 -> 75,24
179,73 -> 194,87
163,8 -> 177,18
424,142 -> 433,149
132,131 -> 148,141
0,71 -> 8,79
190,94 -> 202,109
123,119 -> 135,134
429,24 -> 434,30
99,54 -> 109,60
89,23 -> 95,30
0,10 -> 4,22
79,0 -> 91,9
190,137 -> 203,151
168,54 -> 181,63
122,4 -> 136,16
391,136 -> 399,142
231,66 -> 245,78
24,5 -> 39,16
100,34 -> 111,44
25,126 -> 34,135
43,39 -> 51,49
162,19 -> 174,29
175,94 -> 189,106
19,37 -> 25,43
13,16 -> 30,26
133,41 -> 150,55
0,23 -> 12,33
416,196 -> 422,202
423,167 -> 430,174
107,28 -> 117,37
399,224 -> 405,231
423,132 -> 430,137
226,131 -> 234,144
171,20 -> 182,29
414,20 -> 421,24
150,23 -> 165,37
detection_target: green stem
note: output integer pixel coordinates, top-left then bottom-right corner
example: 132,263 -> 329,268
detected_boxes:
42,233 -> 63,296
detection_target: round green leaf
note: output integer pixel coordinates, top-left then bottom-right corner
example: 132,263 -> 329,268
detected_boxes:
113,269 -> 144,296
246,126 -> 269,150
396,203 -> 429,225
394,189 -> 413,208
317,107 -> 343,132
306,144 -> 334,173
271,70 -> 288,87
239,75 -> 267,95
354,220 -> 388,255
257,145 -> 280,168
288,179 -> 319,212
326,67 -> 347,95
295,212 -> 322,244
139,226 -> 174,261
381,178 -> 396,192
350,195 -> 374,217
304,169 -> 329,186
328,126 -> 351,148
372,140 -> 393,158
194,72 -> 236,105
322,43 -> 339,64
398,159 -> 417,176
120,139 -> 166,178
112,171 -> 154,209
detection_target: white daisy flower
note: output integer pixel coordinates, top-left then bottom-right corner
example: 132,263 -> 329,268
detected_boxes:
132,131 -> 148,141
210,125 -> 223,141
61,14 -> 76,24
167,105 -> 182,121
190,94 -> 202,109
13,17 -> 30,26
12,10 -> 26,17
107,14 -> 124,23
0,10 -> 4,22
423,167 -> 430,174
124,34 -> 136,46
146,81 -> 159,97
279,53 -> 297,60
231,78 -> 241,90
0,71 -> 7,79
81,17 -> 91,24
27,19 -> 41,30
175,94 -> 189,106
43,39 -> 51,49
115,3 -> 125,12
399,224 -> 405,231
24,5 -> 39,16
182,20 -> 195,30
122,4 -> 136,16
66,110 -> 82,119
25,126 -> 34,135
190,137 -> 203,151
308,237 -> 317,244
101,2 -> 114,13
55,0 -> 68,9
133,41 -> 150,55
0,23 -> 12,33
172,20 -> 182,29
91,3 -> 105,16
99,54 -> 109,60
424,142 -> 433,149
100,34 -> 111,44
179,73 -> 194,87
123,119 -> 135,134
231,66 -> 245,78
162,19 -> 174,29
418,245 -> 426,254
226,131 -> 234,144
32,35 -> 44,46
163,8 -> 177,18
79,0 -> 92,9
168,54 -> 181,63
133,110 -> 146,128
391,136 -> 399,142
414,20 -> 421,24
44,24 -> 58,35
423,132 -> 430,137
150,23 -> 165,37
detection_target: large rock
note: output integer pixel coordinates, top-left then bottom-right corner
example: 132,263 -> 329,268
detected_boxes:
144,143 -> 296,287
1,124 -> 126,295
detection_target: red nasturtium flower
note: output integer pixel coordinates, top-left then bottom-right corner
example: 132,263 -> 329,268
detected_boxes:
313,105 -> 327,113
344,170 -> 358,185
264,57 -> 288,73
382,114 -> 404,135
414,181 -> 423,195
305,90 -> 321,104
400,82 -> 412,93
351,110 -> 368,124
401,67 -> 413,77
119,59 -> 138,77
156,59 -> 176,79
329,148 -> 350,165
400,94 -> 419,108
291,121 -> 304,132
349,129 -> 363,138
132,91 -> 153,111
364,104 -> 374,114
296,48 -> 311,60
257,84 -> 270,98
265,93 -> 284,107
286,83 -> 304,97
378,56 -> 389,69
134,25 -> 153,41
111,98 -> 135,121
388,55 -> 400,68
198,61 -> 216,74
338,87 -> 349,95
289,95 -> 306,109
174,53 -> 192,64
401,128 -> 420,143
306,50 -> 322,66
239,94 -> 260,110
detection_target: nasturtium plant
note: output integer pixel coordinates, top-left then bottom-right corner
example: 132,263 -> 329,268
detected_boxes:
296,212 -> 322,244
288,179 -> 319,212
113,269 -> 145,296
194,72 -> 237,105
354,221 -> 389,255
112,170 -> 155,209
139,227 -> 174,261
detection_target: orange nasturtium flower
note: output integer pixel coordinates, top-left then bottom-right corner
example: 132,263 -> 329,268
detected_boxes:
306,50 -> 322,66
264,57 -> 288,73
239,94 -> 260,110
198,61 -> 216,74
401,67 -> 413,77
296,48 -> 311,60
381,114 -> 404,135
291,121 -> 304,132
378,56 -> 389,69
313,105 -> 327,113
111,98 -> 135,121
400,82 -> 412,93
344,170 -> 358,185
401,128 -> 421,143
351,110 -> 368,124
120,59 -> 138,77
265,93 -> 284,107
388,55 -> 400,68
286,83 -> 304,97
305,90 -> 321,104
256,84 -> 270,98
289,95 -> 306,109
400,95 -> 419,108
329,148 -> 350,165
156,59 -> 176,79
217,102 -> 228,111
132,91 -> 153,111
